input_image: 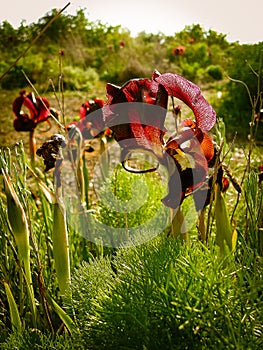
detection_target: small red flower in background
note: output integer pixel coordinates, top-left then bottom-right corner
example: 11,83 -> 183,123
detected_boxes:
12,90 -> 51,132
67,98 -> 112,140
79,98 -> 104,120
119,41 -> 125,48
172,46 -> 185,56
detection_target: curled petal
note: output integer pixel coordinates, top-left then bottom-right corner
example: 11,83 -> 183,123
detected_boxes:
200,133 -> 214,162
155,73 -> 216,132
35,97 -> 51,123
12,94 -> 25,118
12,92 -> 52,131
22,95 -> 39,120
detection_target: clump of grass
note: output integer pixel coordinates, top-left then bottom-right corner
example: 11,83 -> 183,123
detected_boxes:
70,236 -> 263,350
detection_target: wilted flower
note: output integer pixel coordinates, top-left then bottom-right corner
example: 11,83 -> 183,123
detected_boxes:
36,134 -> 66,171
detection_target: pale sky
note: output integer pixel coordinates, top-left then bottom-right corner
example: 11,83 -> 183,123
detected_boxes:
0,0 -> 262,44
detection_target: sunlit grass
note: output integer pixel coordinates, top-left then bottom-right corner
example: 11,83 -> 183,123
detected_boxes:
0,95 -> 263,349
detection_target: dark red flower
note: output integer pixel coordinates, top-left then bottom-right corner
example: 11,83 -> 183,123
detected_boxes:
12,90 -> 51,132
79,98 -> 104,120
67,98 -> 106,140
162,118 -> 215,208
104,73 -> 166,158
104,70 -> 217,210
173,104 -> 182,116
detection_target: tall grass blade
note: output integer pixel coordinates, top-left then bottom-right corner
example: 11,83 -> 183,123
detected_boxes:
28,166 -> 57,204
244,171 -> 263,254
3,281 -> 22,333
45,293 -> 77,334
2,169 -> 37,326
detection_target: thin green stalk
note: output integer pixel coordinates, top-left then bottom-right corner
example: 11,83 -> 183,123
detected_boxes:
29,130 -> 36,165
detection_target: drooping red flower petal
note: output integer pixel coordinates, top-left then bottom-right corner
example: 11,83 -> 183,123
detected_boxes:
12,91 -> 51,132
22,94 -> 39,119
34,96 -> 51,123
104,78 -> 167,157
103,71 -> 217,210
155,73 -> 216,132
13,116 -> 36,132
12,91 -> 26,118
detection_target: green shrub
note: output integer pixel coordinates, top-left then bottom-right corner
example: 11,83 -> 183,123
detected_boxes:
206,65 -> 223,80
61,66 -> 99,91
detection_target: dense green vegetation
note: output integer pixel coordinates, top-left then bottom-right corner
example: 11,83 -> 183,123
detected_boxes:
0,8 -> 262,139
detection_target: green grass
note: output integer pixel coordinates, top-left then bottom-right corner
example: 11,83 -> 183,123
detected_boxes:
0,91 -> 263,349
69,237 -> 263,350
2,237 -> 262,349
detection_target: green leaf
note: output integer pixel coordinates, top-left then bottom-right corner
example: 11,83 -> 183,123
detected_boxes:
2,169 -> 37,327
53,203 -> 71,296
45,293 -> 77,334
4,281 -> 22,333
214,184 -> 236,255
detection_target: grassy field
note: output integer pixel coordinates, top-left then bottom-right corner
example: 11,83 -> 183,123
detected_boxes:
0,87 -> 263,349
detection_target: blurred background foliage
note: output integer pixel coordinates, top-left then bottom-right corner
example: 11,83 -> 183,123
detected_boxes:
0,8 -> 262,140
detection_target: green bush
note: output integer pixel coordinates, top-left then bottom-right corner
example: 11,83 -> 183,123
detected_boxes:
62,66 -> 99,91
206,65 -> 223,80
